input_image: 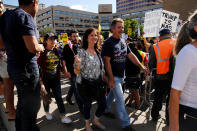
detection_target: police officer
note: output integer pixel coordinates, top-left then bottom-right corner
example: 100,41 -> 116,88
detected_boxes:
149,29 -> 175,124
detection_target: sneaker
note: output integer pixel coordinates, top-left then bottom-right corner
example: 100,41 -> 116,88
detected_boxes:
61,116 -> 72,124
103,112 -> 116,119
122,125 -> 135,131
45,113 -> 53,120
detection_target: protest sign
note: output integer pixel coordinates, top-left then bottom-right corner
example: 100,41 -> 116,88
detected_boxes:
160,10 -> 179,32
143,10 -> 179,37
143,10 -> 162,37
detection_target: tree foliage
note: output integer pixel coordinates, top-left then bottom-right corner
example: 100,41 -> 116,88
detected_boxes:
39,28 -> 56,37
123,19 -> 144,39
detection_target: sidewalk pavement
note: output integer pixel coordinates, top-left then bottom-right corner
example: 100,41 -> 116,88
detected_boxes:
0,78 -> 169,131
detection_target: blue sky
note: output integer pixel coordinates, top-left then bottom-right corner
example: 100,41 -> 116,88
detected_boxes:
4,0 -> 116,13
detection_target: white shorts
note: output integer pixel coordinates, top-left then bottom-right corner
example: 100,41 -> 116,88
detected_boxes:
0,59 -> 9,78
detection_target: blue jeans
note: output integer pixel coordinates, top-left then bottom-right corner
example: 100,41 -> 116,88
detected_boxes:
66,75 -> 83,110
105,76 -> 130,127
8,64 -> 41,131
43,73 -> 65,116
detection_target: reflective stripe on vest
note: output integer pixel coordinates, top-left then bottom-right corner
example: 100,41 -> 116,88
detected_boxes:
155,43 -> 170,62
153,38 -> 175,75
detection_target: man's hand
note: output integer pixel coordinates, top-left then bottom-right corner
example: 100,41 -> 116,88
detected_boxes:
108,78 -> 115,88
64,72 -> 71,79
141,66 -> 150,76
41,85 -> 47,94
39,44 -> 45,52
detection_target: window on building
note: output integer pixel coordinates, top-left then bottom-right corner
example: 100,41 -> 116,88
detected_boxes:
55,23 -> 64,27
54,16 -> 60,20
101,16 -> 110,21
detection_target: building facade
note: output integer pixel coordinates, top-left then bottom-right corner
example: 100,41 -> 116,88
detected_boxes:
99,4 -> 113,31
37,5 -> 100,35
116,0 -> 155,13
115,3 -> 163,25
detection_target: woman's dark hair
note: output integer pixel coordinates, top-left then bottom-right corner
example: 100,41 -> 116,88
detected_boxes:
82,28 -> 99,50
136,40 -> 146,52
175,10 -> 197,55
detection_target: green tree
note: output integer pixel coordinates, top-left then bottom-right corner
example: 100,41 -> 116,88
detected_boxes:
123,19 -> 144,39
39,28 -> 56,37
123,19 -> 131,36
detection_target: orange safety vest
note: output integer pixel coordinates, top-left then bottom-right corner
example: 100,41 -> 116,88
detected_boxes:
153,38 -> 175,75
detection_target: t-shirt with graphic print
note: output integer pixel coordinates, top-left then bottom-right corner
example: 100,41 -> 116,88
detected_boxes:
102,36 -> 131,78
46,50 -> 60,75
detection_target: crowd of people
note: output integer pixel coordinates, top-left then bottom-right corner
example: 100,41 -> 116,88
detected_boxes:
0,0 -> 197,131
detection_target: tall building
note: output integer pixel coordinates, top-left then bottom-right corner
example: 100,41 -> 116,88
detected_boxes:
115,3 -> 163,25
37,5 -> 100,35
117,0 -> 154,13
99,4 -> 113,31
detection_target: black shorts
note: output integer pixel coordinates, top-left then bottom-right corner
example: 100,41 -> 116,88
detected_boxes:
125,77 -> 141,90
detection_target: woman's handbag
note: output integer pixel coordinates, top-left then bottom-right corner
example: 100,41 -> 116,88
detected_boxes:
79,50 -> 106,100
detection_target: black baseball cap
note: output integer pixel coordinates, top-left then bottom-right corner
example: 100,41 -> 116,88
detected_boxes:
44,33 -> 58,41
159,29 -> 171,37
0,0 -> 3,4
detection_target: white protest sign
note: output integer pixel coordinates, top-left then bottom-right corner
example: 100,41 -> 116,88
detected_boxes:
160,10 -> 180,32
143,10 -> 162,37
144,10 -> 179,37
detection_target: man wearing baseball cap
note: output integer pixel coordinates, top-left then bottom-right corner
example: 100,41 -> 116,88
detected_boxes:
149,28 -> 175,124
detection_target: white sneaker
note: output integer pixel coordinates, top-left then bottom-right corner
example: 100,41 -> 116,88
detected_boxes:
61,116 -> 72,124
45,113 -> 53,120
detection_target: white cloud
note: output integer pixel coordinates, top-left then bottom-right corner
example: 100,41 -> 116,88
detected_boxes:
70,5 -> 88,11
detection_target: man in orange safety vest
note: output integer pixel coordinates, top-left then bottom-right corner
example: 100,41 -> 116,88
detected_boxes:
148,29 -> 175,125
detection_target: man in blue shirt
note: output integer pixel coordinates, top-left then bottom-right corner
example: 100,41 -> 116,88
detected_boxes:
102,18 -> 148,131
0,0 -> 44,131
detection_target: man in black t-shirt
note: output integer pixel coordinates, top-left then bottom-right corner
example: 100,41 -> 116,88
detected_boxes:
62,30 -> 83,112
102,18 -> 148,131
0,0 -> 44,130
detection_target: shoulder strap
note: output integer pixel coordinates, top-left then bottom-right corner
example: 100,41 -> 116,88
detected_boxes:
95,50 -> 102,70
